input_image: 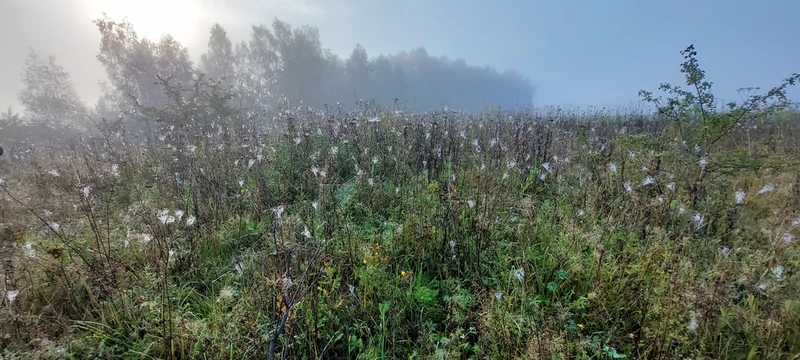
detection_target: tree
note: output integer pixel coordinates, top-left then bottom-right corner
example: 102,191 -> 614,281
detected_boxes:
17,51 -> 88,129
319,50 -> 348,107
346,44 -> 371,100
271,20 -> 325,106
155,35 -> 194,90
94,16 -> 194,111
199,24 -> 235,88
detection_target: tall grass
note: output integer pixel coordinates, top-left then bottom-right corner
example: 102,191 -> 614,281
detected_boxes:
1,48 -> 799,359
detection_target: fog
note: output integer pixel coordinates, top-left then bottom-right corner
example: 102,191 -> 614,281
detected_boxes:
0,0 -> 534,125
3,0 -> 799,140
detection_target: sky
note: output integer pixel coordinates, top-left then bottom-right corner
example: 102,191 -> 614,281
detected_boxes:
1,0 -> 798,112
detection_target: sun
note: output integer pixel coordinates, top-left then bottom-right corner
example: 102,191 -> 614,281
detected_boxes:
82,0 -> 204,44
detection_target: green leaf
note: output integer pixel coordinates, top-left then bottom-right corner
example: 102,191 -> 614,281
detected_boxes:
335,181 -> 357,205
555,269 -> 568,280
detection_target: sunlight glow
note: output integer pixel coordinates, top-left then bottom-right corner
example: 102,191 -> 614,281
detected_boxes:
82,0 -> 204,44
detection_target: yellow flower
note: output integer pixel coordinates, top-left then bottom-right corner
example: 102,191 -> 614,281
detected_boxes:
363,259 -> 367,265
401,271 -> 406,277
578,324 -> 584,330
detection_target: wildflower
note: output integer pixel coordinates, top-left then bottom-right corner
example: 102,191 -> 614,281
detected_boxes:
699,156 -> 707,170
542,162 -> 552,173
628,151 -> 636,159
234,262 -> 244,275
642,176 -> 655,186
693,213 -> 704,228
157,209 -> 173,225
667,183 -> 676,192
502,172 -> 509,180
49,169 -> 60,177
693,144 -> 701,154
234,159 -> 240,166
218,287 -> 235,302
539,173 -> 547,181
6,290 -> 19,303
793,218 -> 800,227
512,267 -> 525,283
719,246 -> 731,256
494,291 -> 502,302
774,265 -> 784,279
363,259 -> 367,265
678,205 -> 686,214
758,184 -> 775,194
348,284 -> 355,295
81,186 -> 92,199
507,160 -> 516,169
111,164 -> 120,178
449,240 -> 456,253
24,242 -> 35,258
401,271 -> 407,277
735,191 -> 745,205
185,215 -> 196,227
608,163 -> 617,174
311,166 -> 320,177
238,179 -> 244,188
186,145 -> 196,153
247,159 -> 255,169
330,146 -> 339,156
783,233 -> 794,243
368,178 -> 375,187
48,222 -> 60,232
302,227 -> 312,239
472,139 -> 481,153
467,200 -> 475,209
312,201 -> 319,210
687,312 -> 699,332
139,234 -> 152,244
256,154 -> 263,162
293,137 -> 301,145
368,116 -> 380,123
271,206 -> 285,220
174,210 -> 184,221
578,324 -> 584,330
624,181 -> 632,194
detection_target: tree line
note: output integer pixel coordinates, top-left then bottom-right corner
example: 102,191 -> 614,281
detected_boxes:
1,17 -> 534,140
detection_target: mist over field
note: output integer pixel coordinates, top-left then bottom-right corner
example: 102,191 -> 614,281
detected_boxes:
1,1 -> 800,359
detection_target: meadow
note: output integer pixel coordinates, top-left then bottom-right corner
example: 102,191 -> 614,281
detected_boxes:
1,49 -> 800,359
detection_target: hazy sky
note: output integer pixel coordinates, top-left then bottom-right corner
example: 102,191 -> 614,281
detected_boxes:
1,0 -> 798,112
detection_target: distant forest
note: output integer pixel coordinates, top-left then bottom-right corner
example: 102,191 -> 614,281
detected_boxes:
95,17 -> 534,117
0,16 -> 533,140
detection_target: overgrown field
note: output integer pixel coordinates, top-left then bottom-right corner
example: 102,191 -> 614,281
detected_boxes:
2,54 -> 800,359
